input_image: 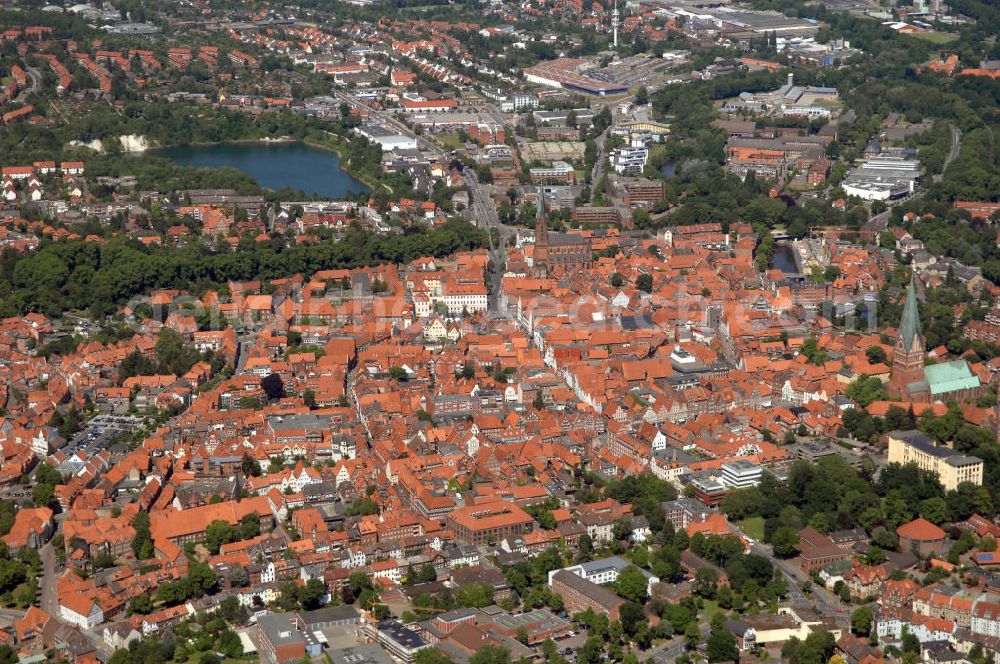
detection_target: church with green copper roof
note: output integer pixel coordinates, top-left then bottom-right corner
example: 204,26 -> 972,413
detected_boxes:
888,274 -> 986,402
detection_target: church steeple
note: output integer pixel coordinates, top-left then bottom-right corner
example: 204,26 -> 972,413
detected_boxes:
534,187 -> 548,276
889,272 -> 927,399
899,273 -> 923,352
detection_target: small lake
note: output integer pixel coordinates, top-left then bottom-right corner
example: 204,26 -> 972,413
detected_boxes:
155,141 -> 370,198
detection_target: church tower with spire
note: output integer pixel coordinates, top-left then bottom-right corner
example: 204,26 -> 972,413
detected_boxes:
888,274 -> 926,399
534,187 -> 548,277
530,187 -> 592,277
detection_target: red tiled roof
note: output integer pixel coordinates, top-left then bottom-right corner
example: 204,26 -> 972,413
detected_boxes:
896,517 -> 946,542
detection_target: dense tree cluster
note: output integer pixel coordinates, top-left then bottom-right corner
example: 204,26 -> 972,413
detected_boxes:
107,636 -> 176,664
31,461 -> 63,510
501,547 -> 567,608
131,511 -> 154,559
722,449 -> 1000,568
344,571 -> 380,609
0,542 -> 40,609
0,219 -> 486,317
154,560 -> 217,607
0,503 -> 17,541
110,607 -> 246,664
844,375 -> 888,407
525,497 -> 560,530
780,631 -> 837,664
706,627 -> 740,663
203,514 -> 261,554
47,407 -> 84,441
600,472 -> 679,534
688,534 -> 787,608
277,577 -> 328,611
118,328 -> 221,381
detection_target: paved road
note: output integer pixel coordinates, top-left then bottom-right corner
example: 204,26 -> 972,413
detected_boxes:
235,336 -> 252,371
866,208 -> 890,233
589,123 -> 613,193
346,366 -> 372,442
334,90 -> 509,241
936,123 -> 961,183
747,541 -> 843,619
885,122 -> 961,208
40,541 -> 62,620
462,168 -> 511,316
334,90 -> 447,161
648,638 -> 688,662
20,64 -> 42,101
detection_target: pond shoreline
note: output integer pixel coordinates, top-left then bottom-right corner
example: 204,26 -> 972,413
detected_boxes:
148,140 -> 373,199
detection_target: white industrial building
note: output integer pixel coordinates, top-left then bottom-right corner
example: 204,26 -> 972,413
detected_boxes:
843,153 -> 921,201
355,125 -> 418,152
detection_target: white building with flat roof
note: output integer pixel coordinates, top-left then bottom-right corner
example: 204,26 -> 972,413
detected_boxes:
355,125 -> 418,152
721,460 -> 763,489
843,153 -> 921,201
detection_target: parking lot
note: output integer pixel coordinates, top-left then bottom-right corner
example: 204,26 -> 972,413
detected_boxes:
67,414 -> 143,454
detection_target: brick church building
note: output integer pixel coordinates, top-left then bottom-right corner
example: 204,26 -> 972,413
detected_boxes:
533,188 -> 592,277
888,275 -> 985,403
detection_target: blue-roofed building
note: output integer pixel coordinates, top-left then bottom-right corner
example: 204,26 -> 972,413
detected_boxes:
375,621 -> 430,663
973,550 -> 1000,567
923,361 -> 982,396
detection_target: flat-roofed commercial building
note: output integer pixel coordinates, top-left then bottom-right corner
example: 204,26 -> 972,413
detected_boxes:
375,621 -> 431,663
843,155 -> 921,201
570,206 -> 621,225
529,161 -> 575,184
329,644 -> 393,664
483,608 -> 572,644
689,475 -> 727,507
257,613 -> 323,664
616,177 -> 665,207
355,125 -> 418,152
721,460 -> 763,489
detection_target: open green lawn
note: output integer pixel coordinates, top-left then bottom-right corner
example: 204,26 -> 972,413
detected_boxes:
740,516 -> 765,541
700,599 -> 722,623
435,133 -> 466,150
785,180 -> 813,193
911,31 -> 959,44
